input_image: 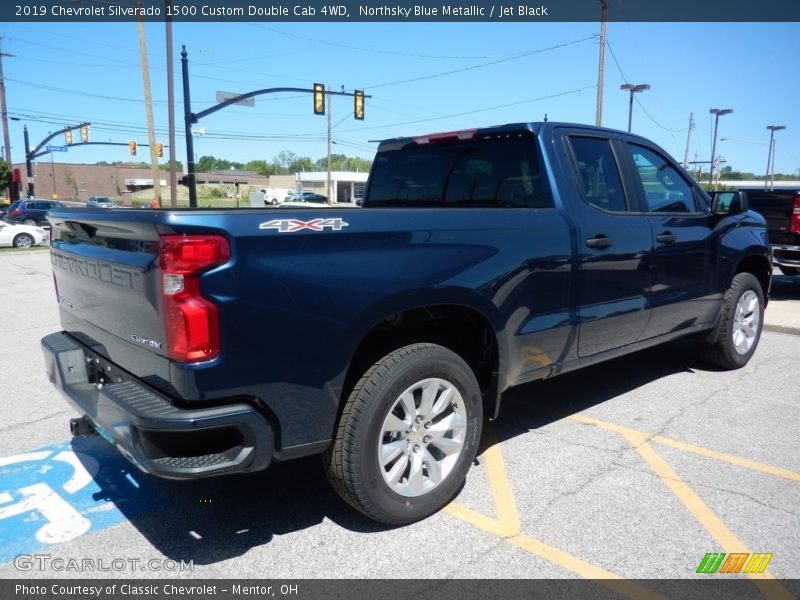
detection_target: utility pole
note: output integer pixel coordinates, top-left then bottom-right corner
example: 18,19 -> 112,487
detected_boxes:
595,0 -> 608,127
136,5 -> 162,208
683,112 -> 695,169
326,86 -> 332,205
165,8 -> 178,207
0,36 -> 15,199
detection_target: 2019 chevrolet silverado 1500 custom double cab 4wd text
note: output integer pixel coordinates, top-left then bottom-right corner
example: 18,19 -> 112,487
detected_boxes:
42,122 -> 771,525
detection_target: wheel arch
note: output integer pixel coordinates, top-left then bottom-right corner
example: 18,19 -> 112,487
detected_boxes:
735,252 -> 772,304
338,293 -> 505,436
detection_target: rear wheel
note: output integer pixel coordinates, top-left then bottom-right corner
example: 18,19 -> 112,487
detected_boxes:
325,343 -> 482,525
778,266 -> 799,276
22,218 -> 36,226
701,273 -> 764,370
13,233 -> 34,249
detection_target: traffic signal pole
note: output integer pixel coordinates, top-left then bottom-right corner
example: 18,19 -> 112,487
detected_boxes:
24,122 -> 89,198
24,125 -> 32,198
181,45 -> 197,208
181,46 -> 368,208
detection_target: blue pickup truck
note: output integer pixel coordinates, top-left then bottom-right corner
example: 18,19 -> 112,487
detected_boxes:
42,122 -> 771,525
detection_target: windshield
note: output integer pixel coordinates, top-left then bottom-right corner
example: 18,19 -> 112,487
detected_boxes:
366,136 -> 552,209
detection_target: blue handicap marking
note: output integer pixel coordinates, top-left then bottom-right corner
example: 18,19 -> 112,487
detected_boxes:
0,438 -> 162,562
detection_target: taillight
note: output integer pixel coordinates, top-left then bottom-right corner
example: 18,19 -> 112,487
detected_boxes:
790,194 -> 800,235
159,234 -> 230,362
10,208 -> 21,216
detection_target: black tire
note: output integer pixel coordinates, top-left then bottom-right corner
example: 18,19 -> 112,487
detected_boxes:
22,218 -> 37,226
701,273 -> 764,370
778,266 -> 799,276
13,233 -> 34,249
325,343 -> 482,525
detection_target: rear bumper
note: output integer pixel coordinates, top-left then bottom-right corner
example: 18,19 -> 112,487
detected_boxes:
772,244 -> 800,269
41,332 -> 273,479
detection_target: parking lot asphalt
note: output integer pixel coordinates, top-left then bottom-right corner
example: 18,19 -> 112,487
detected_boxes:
0,250 -> 798,592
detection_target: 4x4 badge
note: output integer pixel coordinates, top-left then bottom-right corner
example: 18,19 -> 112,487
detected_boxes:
259,218 -> 349,233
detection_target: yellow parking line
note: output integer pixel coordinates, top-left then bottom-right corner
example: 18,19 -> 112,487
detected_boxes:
568,413 -> 800,482
445,429 -> 671,599
651,435 -> 800,483
619,430 -> 793,600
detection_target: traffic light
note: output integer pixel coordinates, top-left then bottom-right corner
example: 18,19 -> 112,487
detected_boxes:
81,124 -> 89,143
128,140 -> 137,156
354,90 -> 364,120
313,83 -> 325,115
65,129 -> 73,145
156,143 -> 164,158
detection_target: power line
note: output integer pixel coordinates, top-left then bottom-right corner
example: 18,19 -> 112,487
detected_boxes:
605,39 -> 687,134
368,36 -> 595,90
334,85 -> 597,135
248,23 -> 566,61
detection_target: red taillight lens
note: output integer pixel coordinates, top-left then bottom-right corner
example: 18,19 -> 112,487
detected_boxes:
790,194 -> 800,235
10,208 -> 21,216
159,235 -> 230,362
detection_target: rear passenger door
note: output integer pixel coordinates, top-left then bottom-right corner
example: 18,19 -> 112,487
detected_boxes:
620,143 -> 718,337
561,132 -> 654,357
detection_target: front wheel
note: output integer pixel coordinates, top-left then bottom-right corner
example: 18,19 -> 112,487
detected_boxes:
325,343 -> 482,525
701,273 -> 764,370
13,233 -> 34,249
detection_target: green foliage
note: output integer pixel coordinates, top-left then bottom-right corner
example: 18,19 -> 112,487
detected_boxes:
0,159 -> 11,193
95,151 -> 372,176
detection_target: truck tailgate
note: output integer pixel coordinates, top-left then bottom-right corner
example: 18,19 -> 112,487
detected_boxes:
48,208 -> 169,379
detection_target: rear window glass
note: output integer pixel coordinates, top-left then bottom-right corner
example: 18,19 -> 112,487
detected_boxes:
366,136 -> 552,208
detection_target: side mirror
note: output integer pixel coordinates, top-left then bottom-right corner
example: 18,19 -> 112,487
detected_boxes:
712,191 -> 748,215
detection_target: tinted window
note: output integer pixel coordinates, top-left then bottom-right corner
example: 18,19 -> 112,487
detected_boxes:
367,136 -> 551,208
627,144 -> 697,213
568,137 -> 627,212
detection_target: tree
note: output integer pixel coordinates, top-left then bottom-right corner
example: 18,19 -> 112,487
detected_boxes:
245,160 -> 270,175
0,159 -> 11,196
289,156 -> 315,173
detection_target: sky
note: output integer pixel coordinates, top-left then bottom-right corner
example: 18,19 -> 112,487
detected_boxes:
1,20 -> 798,176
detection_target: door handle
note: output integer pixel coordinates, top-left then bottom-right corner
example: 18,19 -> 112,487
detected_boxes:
656,231 -> 677,245
586,234 -> 613,249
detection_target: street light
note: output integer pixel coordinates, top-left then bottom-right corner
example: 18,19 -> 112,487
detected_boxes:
620,83 -> 650,132
765,125 -> 786,191
708,108 -> 733,188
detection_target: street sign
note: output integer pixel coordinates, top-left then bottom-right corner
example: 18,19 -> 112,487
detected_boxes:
216,91 -> 255,107
45,145 -> 68,152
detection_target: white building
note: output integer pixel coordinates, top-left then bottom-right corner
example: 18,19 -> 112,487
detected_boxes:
295,171 -> 369,204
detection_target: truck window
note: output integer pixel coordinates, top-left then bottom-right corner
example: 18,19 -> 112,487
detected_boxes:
626,144 -> 697,213
568,137 -> 627,212
367,137 -> 551,209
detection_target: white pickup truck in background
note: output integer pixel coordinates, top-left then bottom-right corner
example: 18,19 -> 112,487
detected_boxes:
249,187 -> 291,207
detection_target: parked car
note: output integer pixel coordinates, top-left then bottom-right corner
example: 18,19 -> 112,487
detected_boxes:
87,196 -> 117,209
4,199 -> 65,226
285,191 -> 328,203
41,121 -> 770,526
0,220 -> 47,248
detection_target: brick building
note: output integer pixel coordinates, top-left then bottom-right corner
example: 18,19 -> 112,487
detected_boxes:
12,162 -> 270,202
